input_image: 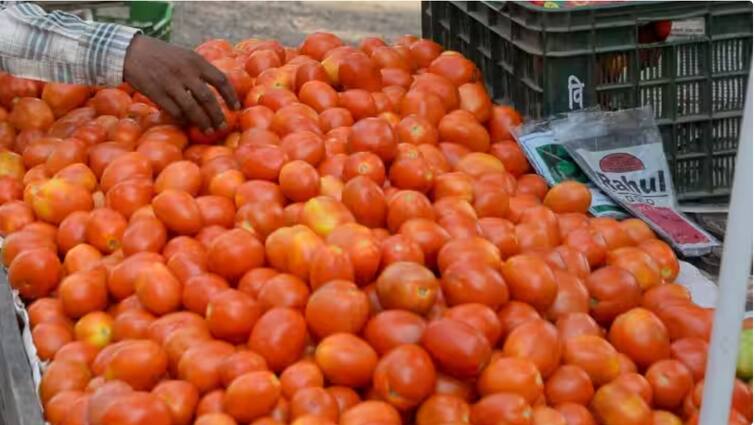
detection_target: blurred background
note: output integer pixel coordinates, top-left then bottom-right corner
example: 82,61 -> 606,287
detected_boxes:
171,1 -> 422,47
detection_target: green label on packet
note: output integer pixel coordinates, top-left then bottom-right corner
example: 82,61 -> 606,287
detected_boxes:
514,130 -> 627,218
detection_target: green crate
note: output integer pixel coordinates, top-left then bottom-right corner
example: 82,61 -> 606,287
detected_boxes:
422,1 -> 752,202
93,1 -> 174,41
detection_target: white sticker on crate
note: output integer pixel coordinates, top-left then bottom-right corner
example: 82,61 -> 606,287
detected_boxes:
669,18 -> 706,40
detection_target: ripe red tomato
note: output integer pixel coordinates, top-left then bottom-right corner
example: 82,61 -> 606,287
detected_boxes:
364,309 -> 427,356
488,105 -> 522,142
8,246 -> 61,299
58,268 -> 108,318
290,387 -> 339,422
400,90 -> 445,126
389,144 -> 435,193
503,318 -> 562,377
501,254 -> 558,312
546,270 -> 589,321
343,151 -> 385,185
386,190 -> 435,233
477,356 -> 543,403
207,228 -> 265,281
645,359 -> 693,410
299,196 -> 355,238
325,223 -> 381,285
471,392 -> 533,425
206,289 -> 261,343
438,110 -> 490,152
11,97 -> 55,131
545,364 -> 594,406
641,283 -> 692,313
441,260 -> 508,310
223,371 -> 281,423
249,307 -> 308,373
670,337 -> 708,382
563,335 -> 622,386
280,130 -> 325,166
93,339 -> 168,391
606,246 -> 662,291
348,117 -> 398,162
411,73 -> 459,111
373,344 -> 436,410
408,39 -> 442,69
315,333 -> 378,388
497,300 -> 540,339
134,262 -> 182,315
308,244 -> 355,289
152,380 -> 199,425
305,280 -> 368,338
339,51 -> 382,92
611,372 -> 653,405
339,400 -> 401,425
301,32 -> 344,61
341,176 -> 387,229
554,403 -> 596,425
175,339 -> 235,394
584,265 -> 642,324
319,107 -> 354,132
421,318 -> 491,379
326,386 -> 361,415
428,52 -> 476,86
32,322 -> 73,361
415,394 -> 470,425
338,89 -> 377,121
590,381 -> 652,425
278,359 -> 323,399
376,261 -> 438,316
608,307 -> 671,368
639,238 -> 680,283
112,309 -> 154,342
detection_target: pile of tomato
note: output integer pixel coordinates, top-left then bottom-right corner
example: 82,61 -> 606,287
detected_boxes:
0,32 -> 750,425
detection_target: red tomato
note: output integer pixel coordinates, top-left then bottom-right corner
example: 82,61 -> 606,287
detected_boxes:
315,333 -> 378,388
373,344 -> 436,410
471,392 -> 533,425
608,307 -> 671,369
501,254 -> 558,312
421,318 -> 491,379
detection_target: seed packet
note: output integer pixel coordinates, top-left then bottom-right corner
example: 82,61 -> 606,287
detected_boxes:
513,118 -> 628,219
552,106 -> 719,256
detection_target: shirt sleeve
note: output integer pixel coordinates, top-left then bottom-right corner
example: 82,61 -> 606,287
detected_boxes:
0,2 -> 140,86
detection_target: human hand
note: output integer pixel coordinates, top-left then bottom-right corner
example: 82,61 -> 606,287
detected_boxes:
123,35 -> 240,132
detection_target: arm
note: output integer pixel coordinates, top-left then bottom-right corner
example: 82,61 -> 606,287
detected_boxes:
0,2 -> 138,86
0,2 -> 239,130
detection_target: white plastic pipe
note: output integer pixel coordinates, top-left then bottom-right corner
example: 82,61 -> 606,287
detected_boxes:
698,73 -> 753,423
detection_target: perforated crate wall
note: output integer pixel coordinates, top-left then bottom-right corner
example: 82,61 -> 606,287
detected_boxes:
422,1 -> 752,201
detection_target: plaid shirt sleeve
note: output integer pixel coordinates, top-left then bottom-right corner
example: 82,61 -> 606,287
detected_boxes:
0,2 -> 140,86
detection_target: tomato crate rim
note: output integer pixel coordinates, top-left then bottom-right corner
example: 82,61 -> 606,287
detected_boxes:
479,1 -> 751,29
456,1 -> 753,56
0,273 -> 45,425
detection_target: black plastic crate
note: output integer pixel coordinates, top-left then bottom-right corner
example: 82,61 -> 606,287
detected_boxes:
422,1 -> 752,202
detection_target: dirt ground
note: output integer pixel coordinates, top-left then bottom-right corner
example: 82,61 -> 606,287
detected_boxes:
171,1 -> 422,48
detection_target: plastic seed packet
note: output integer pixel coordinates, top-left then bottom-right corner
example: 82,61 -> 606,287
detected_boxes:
513,118 -> 628,219
552,106 -> 719,257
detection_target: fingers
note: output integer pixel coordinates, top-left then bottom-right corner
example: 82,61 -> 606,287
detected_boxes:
185,78 -> 227,130
166,83 -> 212,132
122,34 -> 238,130
140,80 -> 184,124
197,57 -> 240,110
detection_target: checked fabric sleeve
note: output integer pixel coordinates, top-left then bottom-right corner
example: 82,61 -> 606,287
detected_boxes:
0,2 -> 139,86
